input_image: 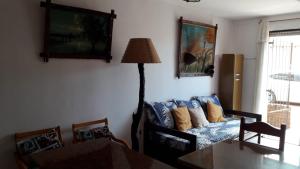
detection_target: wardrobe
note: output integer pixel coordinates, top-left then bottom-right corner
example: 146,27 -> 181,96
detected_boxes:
218,54 -> 244,111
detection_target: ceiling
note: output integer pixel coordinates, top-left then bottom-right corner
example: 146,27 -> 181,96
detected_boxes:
167,0 -> 300,20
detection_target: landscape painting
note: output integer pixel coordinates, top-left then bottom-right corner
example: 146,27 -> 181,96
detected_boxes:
177,18 -> 217,77
45,5 -> 115,61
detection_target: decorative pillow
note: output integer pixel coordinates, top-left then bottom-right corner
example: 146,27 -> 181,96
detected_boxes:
76,126 -> 112,142
16,129 -> 63,156
194,95 -> 223,115
175,100 -> 201,109
76,129 -> 94,141
207,101 -> 225,122
188,107 -> 209,127
92,126 -> 112,138
146,101 -> 177,129
172,107 -> 193,131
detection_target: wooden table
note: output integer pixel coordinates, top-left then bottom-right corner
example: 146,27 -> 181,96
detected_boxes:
178,140 -> 300,169
22,138 -> 175,169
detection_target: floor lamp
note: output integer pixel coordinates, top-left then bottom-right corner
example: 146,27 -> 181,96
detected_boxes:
121,38 -> 161,151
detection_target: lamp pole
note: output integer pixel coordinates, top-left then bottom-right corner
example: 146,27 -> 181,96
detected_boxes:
131,63 -> 145,151
121,38 -> 160,151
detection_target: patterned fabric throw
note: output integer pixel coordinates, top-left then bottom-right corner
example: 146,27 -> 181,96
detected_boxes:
150,118 -> 241,151
187,118 -> 240,149
174,100 -> 201,109
193,95 -> 223,116
16,129 -> 63,156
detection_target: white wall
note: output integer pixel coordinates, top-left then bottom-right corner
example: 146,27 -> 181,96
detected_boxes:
233,12 -> 300,112
0,0 -> 234,168
232,18 -> 260,112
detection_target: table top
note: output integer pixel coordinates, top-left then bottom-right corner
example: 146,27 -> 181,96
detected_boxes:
23,138 -> 175,169
178,140 -> 300,169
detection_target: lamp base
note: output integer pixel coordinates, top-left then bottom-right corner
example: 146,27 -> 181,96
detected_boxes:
131,63 -> 145,151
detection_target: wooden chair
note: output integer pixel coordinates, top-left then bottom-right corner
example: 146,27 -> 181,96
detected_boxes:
239,117 -> 286,151
72,118 -> 130,149
15,126 -> 63,169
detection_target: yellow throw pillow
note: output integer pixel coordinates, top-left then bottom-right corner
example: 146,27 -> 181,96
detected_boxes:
207,101 -> 225,122
172,107 -> 192,131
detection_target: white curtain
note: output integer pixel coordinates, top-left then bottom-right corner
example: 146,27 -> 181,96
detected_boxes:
252,20 -> 270,117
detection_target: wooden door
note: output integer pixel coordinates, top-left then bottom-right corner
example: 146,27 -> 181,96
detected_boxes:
233,54 -> 244,110
219,54 -> 235,110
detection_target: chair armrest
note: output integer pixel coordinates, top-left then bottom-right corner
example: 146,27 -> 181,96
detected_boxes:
224,109 -> 262,122
145,123 -> 197,151
111,136 -> 130,149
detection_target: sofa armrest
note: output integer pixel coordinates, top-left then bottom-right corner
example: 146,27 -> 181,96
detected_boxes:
224,109 -> 262,122
144,123 -> 197,152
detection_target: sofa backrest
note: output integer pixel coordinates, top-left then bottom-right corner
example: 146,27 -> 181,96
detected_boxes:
192,95 -> 223,116
145,95 -> 223,129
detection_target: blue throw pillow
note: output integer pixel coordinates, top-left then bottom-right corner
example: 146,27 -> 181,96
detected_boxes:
145,101 -> 177,128
174,100 -> 201,109
193,95 -> 223,115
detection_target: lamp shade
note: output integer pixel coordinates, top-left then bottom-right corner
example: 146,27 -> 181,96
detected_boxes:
121,38 -> 161,63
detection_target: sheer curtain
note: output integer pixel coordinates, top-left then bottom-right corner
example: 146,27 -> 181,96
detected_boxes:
252,20 -> 270,117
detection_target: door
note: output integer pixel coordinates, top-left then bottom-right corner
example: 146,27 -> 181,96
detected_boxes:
264,33 -> 300,145
233,55 -> 244,111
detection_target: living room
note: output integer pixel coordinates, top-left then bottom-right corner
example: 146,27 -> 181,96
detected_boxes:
1,0 -> 300,169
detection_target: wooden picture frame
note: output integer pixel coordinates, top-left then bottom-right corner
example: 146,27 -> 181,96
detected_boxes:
40,0 -> 116,62
177,17 -> 217,78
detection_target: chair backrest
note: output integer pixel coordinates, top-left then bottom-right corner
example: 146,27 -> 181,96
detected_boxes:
239,117 -> 286,151
72,118 -> 130,149
15,126 -> 63,169
15,126 -> 63,144
72,118 -> 108,143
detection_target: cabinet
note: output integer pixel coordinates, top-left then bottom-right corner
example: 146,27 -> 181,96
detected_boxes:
218,54 -> 244,111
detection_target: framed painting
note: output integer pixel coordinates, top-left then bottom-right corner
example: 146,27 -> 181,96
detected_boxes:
40,0 -> 116,62
177,17 -> 217,78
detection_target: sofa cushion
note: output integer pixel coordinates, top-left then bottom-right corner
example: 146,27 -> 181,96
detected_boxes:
174,100 -> 201,109
172,107 -> 193,131
193,95 -> 223,116
145,101 -> 177,128
187,117 -> 240,150
16,128 -> 63,156
148,117 -> 241,151
188,107 -> 209,127
207,101 -> 225,122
